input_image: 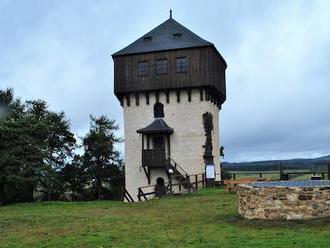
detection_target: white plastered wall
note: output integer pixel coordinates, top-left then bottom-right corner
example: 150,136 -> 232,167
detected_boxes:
123,89 -> 221,201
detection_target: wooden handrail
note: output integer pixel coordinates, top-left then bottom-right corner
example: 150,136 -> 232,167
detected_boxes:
166,156 -> 189,178
138,188 -> 148,201
137,172 -> 208,201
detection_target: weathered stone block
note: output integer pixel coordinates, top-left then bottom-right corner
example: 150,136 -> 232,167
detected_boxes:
298,194 -> 313,200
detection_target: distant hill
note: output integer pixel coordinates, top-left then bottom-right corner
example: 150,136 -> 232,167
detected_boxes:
222,155 -> 330,171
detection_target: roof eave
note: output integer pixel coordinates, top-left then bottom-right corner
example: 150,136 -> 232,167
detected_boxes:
136,129 -> 174,134
112,44 -> 213,58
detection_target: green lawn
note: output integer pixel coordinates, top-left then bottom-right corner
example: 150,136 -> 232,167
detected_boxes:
1,188 -> 330,248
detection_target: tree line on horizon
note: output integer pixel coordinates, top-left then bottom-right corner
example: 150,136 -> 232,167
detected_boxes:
0,88 -> 124,206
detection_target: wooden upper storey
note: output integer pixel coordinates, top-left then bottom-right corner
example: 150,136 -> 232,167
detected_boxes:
112,17 -> 227,106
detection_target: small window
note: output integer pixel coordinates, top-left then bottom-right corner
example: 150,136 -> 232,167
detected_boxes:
173,33 -> 182,39
156,59 -> 168,75
143,36 -> 152,42
138,61 -> 149,76
176,57 -> 188,73
154,102 -> 164,118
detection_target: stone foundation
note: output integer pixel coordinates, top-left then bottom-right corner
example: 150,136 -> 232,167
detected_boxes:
237,184 -> 330,220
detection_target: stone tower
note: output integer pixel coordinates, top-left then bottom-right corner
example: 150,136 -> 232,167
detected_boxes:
112,15 -> 227,201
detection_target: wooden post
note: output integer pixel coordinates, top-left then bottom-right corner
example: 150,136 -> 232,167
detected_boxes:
259,173 -> 262,179
147,136 -> 150,149
279,161 -> 283,180
202,174 -> 205,187
119,95 -> 124,106
176,90 -> 180,102
145,92 -> 149,105
328,164 -> 330,180
200,87 -> 204,101
138,188 -> 141,202
135,92 -> 139,106
188,176 -> 191,193
233,173 -> 236,180
187,89 -> 191,102
126,94 -> 130,106
170,176 -> 173,193
322,172 -> 325,180
179,177 -> 182,191
143,193 -> 148,201
165,90 -> 170,103
141,134 -> 144,150
195,174 -> 198,189
167,135 -> 171,157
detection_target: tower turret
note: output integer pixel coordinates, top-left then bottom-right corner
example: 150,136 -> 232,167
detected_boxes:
112,16 -> 227,201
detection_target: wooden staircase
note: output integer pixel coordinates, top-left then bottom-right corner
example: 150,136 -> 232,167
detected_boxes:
164,157 -> 195,192
137,157 -> 202,201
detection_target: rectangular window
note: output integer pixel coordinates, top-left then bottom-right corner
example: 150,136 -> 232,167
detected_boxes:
156,59 -> 168,75
138,61 -> 149,76
176,57 -> 188,73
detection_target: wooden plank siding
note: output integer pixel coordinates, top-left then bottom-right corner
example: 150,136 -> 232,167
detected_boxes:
113,46 -> 226,104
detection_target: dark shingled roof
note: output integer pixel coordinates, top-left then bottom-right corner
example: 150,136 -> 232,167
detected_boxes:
137,118 -> 174,134
112,17 -> 214,57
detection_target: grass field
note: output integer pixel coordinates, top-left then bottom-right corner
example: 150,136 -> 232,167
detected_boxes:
231,170 -> 280,180
1,188 -> 330,248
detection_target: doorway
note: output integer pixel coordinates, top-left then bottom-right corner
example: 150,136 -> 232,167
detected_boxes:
155,177 -> 166,197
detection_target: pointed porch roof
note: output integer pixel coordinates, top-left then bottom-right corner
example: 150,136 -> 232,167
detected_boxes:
137,118 -> 174,134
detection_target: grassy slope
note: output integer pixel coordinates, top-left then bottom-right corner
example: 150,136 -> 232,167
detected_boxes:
0,189 -> 330,248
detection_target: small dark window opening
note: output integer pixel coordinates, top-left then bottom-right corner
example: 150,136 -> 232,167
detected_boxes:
143,36 -> 152,42
156,59 -> 168,75
138,61 -> 149,76
154,102 -> 164,118
176,57 -> 188,73
173,33 -> 182,39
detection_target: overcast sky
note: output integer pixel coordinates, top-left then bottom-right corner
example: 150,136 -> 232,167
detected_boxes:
1,0 -> 329,162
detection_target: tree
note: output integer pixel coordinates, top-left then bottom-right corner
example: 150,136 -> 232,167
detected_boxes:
26,100 -> 76,200
26,100 -> 76,169
0,88 -> 124,204
0,88 -> 76,204
0,89 -> 33,204
61,155 -> 86,200
0,112 -> 48,204
82,115 -> 123,200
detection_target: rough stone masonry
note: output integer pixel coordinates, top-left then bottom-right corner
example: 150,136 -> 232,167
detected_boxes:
237,184 -> 330,220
